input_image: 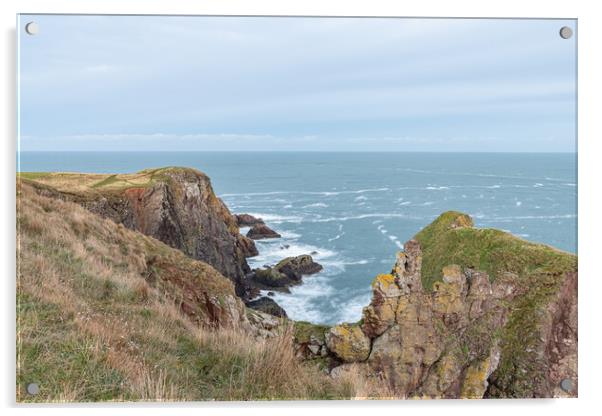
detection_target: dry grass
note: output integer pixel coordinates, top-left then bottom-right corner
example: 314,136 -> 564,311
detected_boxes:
330,364 -> 400,400
16,181 -> 353,402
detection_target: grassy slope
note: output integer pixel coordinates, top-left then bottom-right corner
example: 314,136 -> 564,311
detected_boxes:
17,167 -> 200,194
17,181 -> 351,402
414,211 -> 576,291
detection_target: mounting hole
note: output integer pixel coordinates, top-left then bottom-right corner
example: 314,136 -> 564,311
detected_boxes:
560,378 -> 573,393
559,26 -> 573,39
25,22 -> 39,36
26,383 -> 39,395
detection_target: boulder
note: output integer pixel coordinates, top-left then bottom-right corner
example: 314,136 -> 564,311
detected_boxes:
235,213 -> 264,227
246,296 -> 288,318
247,223 -> 282,240
253,267 -> 293,289
249,255 -> 323,290
275,254 -> 323,280
325,324 -> 371,362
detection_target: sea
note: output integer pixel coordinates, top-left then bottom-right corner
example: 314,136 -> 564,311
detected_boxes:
18,152 -> 577,325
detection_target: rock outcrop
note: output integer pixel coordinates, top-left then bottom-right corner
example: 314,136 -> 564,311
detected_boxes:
235,213 -> 264,227
247,223 -> 281,240
293,321 -> 330,360
237,235 -> 259,258
327,211 -> 577,399
246,296 -> 288,318
17,180 -> 249,330
21,168 -> 257,297
249,255 -> 323,292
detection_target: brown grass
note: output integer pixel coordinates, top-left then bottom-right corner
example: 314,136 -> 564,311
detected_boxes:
16,180 -> 353,402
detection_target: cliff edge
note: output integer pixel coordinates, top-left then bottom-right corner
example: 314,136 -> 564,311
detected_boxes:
19,168 -> 256,297
324,212 -> 577,398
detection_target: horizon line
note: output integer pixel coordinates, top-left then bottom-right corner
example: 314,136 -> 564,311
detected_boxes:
17,150 -> 578,154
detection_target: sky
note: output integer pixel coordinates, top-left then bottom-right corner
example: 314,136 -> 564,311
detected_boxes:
18,15 -> 576,152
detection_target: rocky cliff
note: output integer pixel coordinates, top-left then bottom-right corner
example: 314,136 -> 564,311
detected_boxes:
19,168 -> 578,400
17,179 -> 249,330
323,212 -> 577,398
20,168 -> 256,297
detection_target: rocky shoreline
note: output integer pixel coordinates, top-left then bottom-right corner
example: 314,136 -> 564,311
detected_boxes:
18,167 -> 578,399
234,213 -> 323,317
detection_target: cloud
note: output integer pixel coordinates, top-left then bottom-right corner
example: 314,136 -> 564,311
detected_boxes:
18,16 -> 576,152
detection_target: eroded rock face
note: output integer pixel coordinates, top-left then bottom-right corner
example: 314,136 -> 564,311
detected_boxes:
237,235 -> 259,258
26,168 -> 256,297
20,180 -> 250,330
327,212 -> 577,399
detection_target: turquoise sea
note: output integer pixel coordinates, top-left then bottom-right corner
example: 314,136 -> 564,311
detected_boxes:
19,152 -> 577,324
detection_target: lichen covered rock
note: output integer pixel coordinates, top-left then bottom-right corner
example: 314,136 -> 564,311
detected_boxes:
326,323 -> 371,362
329,211 -> 577,399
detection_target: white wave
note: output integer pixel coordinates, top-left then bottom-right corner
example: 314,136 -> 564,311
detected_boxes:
387,235 -> 404,249
247,241 -> 338,269
533,183 -> 544,188
399,201 -> 411,206
310,213 -> 420,223
244,212 -> 304,223
426,186 -> 450,190
516,201 -> 522,207
421,201 -> 434,206
335,292 -> 373,324
344,259 -> 370,265
487,185 -> 501,189
269,276 -> 336,323
328,232 -> 345,242
355,195 -> 368,202
278,230 -> 301,239
491,214 -> 576,220
302,202 -> 329,208
283,204 -> 293,208
221,187 -> 390,198
563,183 -> 577,187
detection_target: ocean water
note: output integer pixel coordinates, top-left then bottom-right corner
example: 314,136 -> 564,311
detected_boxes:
19,152 -> 577,325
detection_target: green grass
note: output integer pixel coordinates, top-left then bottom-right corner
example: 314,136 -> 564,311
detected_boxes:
414,211 -> 576,291
17,172 -> 51,180
293,321 -> 330,344
17,181 -> 353,402
415,211 -> 577,396
17,293 -> 129,402
91,174 -> 118,189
